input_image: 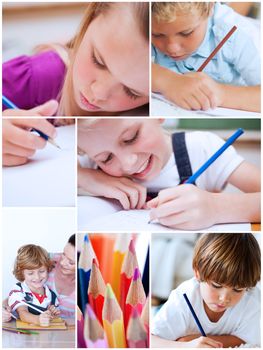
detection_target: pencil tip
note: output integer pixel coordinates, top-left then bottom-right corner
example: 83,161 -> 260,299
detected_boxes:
84,234 -> 89,243
133,267 -> 140,281
129,239 -> 136,254
105,283 -> 115,299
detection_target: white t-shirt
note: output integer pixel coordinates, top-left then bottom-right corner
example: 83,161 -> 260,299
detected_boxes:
79,131 -> 244,192
152,277 -> 260,346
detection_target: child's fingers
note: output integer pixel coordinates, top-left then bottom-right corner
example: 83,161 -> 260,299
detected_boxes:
149,199 -> 185,221
4,142 -> 36,158
13,118 -> 57,139
7,126 -> 47,150
104,187 -> 130,210
146,196 -> 159,208
3,154 -> 28,167
30,100 -> 59,116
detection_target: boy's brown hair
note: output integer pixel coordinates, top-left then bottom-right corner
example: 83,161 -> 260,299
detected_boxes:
152,2 -> 213,23
192,233 -> 261,289
13,244 -> 54,282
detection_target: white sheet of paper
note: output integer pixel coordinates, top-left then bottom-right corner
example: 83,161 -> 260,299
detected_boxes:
2,125 -> 75,206
151,93 -> 260,117
81,208 -> 251,232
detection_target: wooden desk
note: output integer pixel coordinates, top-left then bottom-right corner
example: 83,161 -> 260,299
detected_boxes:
2,319 -> 75,348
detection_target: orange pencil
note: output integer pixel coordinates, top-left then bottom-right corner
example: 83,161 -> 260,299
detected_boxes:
88,258 -> 106,326
197,25 -> 237,72
127,308 -> 148,348
141,296 -> 149,345
102,284 -> 126,348
125,267 -> 146,331
120,239 -> 139,314
111,233 -> 131,302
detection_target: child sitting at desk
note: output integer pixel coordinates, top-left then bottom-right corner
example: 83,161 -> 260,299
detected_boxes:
77,118 -> 260,230
8,244 -> 60,327
152,232 -> 261,348
152,2 -> 260,112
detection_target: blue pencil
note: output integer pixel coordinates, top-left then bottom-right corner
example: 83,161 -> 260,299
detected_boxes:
185,128 -> 244,184
2,95 -> 60,149
183,293 -> 206,337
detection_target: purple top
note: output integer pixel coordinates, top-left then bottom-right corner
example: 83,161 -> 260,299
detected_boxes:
2,51 -> 66,110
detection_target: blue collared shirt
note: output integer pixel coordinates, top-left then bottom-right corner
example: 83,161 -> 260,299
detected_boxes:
152,3 -> 261,86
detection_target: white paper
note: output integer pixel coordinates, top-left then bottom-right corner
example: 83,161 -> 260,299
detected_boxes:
2,125 -> 75,206
151,93 -> 260,117
80,208 -> 251,232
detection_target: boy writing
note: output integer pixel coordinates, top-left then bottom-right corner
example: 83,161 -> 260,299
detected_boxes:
152,2 -> 260,112
8,244 -> 60,327
152,233 -> 261,348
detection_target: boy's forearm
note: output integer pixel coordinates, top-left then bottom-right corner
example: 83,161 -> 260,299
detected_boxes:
212,192 -> 260,224
178,334 -> 244,348
152,63 -> 178,95
18,309 -> 40,325
151,335 -> 183,348
219,84 -> 260,112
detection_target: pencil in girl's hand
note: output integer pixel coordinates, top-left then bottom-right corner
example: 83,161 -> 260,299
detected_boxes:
102,283 -> 126,348
77,305 -> 86,348
78,234 -> 98,314
88,258 -> 106,325
127,308 -> 148,348
120,239 -> 139,314
84,304 -> 108,348
125,268 -> 146,331
183,293 -> 206,337
141,296 -> 149,343
197,25 -> 237,72
111,233 -> 131,302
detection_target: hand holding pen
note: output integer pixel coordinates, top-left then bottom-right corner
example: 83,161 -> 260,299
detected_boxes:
2,118 -> 58,166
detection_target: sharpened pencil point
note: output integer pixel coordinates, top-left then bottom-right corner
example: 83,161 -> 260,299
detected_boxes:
129,239 -> 136,254
105,283 -> 115,299
133,267 -> 140,281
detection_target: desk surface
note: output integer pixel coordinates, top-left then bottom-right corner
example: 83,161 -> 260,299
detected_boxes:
2,319 -> 75,348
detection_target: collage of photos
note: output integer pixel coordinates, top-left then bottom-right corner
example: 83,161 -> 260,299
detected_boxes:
1,1 -> 261,349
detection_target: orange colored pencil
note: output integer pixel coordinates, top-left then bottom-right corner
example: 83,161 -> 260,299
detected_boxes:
120,239 -> 139,314
127,308 -> 148,348
102,284 -> 126,348
125,267 -> 146,330
88,258 -> 106,326
111,233 -> 131,302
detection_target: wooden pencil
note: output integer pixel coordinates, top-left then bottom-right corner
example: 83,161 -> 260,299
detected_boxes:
127,308 -> 148,348
84,304 -> 108,348
125,267 -> 146,331
102,283 -> 126,348
120,239 -> 139,314
77,305 -> 86,348
111,233 -> 131,302
197,25 -> 237,72
88,258 -> 106,326
141,296 -> 149,346
78,234 -> 97,314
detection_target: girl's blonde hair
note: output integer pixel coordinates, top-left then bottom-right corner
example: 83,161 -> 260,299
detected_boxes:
152,2 -> 213,23
56,2 -> 149,116
13,244 -> 53,282
192,233 -> 261,289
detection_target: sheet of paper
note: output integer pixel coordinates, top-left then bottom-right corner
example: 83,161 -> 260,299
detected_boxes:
82,209 -> 251,232
2,125 -> 75,206
151,93 -> 260,117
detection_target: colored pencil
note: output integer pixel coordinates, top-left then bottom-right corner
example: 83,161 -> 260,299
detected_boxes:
185,128 -> 244,184
141,296 -> 149,343
111,233 -> 131,302
2,95 -> 60,149
125,268 -> 146,330
78,234 -> 97,314
102,284 -> 126,348
120,239 -> 139,314
183,293 -> 206,337
77,305 -> 86,348
84,304 -> 108,348
88,258 -> 106,325
127,308 -> 148,348
197,26 -> 237,72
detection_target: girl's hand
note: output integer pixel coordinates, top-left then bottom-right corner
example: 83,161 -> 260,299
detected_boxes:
2,118 -> 57,166
163,71 -> 223,111
47,305 -> 60,318
39,311 -> 51,327
2,306 -> 12,323
2,100 -> 58,116
187,336 -> 223,348
78,168 -> 147,210
147,184 -> 217,230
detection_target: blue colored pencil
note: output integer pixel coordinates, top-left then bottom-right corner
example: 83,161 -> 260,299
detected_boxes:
185,128 -> 244,184
78,234 -> 97,314
183,293 -> 206,337
2,94 -> 60,149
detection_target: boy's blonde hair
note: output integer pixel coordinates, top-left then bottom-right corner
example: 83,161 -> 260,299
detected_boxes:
152,2 -> 213,23
192,233 -> 261,289
57,2 -> 149,116
13,244 -> 53,282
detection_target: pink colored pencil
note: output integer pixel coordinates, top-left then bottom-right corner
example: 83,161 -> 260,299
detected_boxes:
77,305 -> 86,348
125,267 -> 146,331
127,308 -> 148,348
84,304 -> 108,348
